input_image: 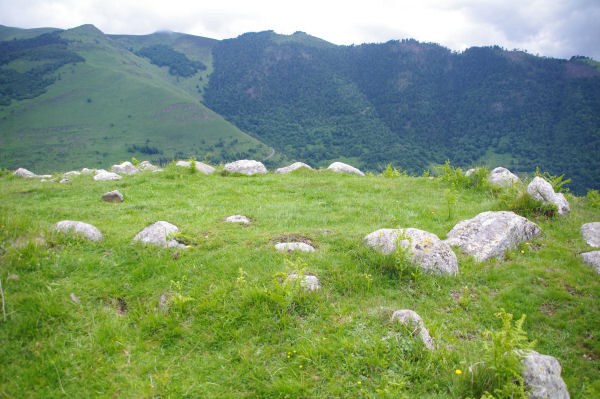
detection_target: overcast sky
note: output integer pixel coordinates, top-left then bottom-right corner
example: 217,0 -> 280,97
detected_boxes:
1,0 -> 599,60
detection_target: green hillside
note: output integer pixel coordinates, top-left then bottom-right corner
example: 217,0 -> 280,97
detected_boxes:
0,25 -> 277,173
0,166 -> 599,397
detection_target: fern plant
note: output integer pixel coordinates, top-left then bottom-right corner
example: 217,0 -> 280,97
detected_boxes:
535,167 -> 571,193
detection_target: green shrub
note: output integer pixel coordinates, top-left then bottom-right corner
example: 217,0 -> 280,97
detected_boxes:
587,189 -> 600,208
383,163 -> 406,178
499,189 -> 557,218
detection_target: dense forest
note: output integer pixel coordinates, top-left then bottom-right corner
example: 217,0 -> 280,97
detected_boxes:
137,44 -> 206,77
204,31 -> 600,193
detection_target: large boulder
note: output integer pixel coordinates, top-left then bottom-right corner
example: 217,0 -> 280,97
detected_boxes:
445,211 -> 541,262
52,220 -> 102,242
102,190 -> 124,203
13,168 -> 37,178
327,162 -> 365,176
275,162 -> 312,174
527,177 -> 570,216
275,242 -> 315,252
391,310 -> 434,350
363,228 -> 458,275
489,167 -> 520,187
133,221 -> 185,248
93,170 -> 122,181
581,222 -> 600,247
175,160 -> 215,174
224,160 -> 267,175
111,161 -> 139,175
520,350 -> 570,399
581,251 -> 600,274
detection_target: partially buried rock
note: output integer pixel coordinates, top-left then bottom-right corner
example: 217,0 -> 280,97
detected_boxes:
275,162 -> 312,174
53,220 -> 102,242
138,160 -> 162,172
58,178 -> 69,184
13,168 -> 37,178
581,251 -> 600,274
327,162 -> 365,176
133,221 -> 185,248
391,310 -> 434,350
102,190 -> 123,203
225,215 -> 251,224
527,177 -> 570,216
363,228 -> 458,275
444,211 -> 541,262
581,222 -> 600,247
111,161 -> 139,175
175,160 -> 215,174
286,271 -> 320,292
275,242 -> 315,252
520,350 -> 570,399
64,170 -> 81,176
224,160 -> 267,175
81,168 -> 94,174
93,170 -> 122,181
489,167 -> 520,187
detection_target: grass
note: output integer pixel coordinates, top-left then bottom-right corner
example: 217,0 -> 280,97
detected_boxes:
0,166 -> 599,398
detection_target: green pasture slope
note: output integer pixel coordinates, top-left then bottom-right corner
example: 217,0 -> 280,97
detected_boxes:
0,166 -> 599,398
0,25 -> 277,173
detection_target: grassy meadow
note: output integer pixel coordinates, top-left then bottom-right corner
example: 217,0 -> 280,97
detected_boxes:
0,165 -> 599,398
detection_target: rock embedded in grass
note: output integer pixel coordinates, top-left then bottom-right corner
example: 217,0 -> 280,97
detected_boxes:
489,166 -> 520,187
581,222 -> 600,247
138,160 -> 161,172
444,211 -> 541,262
133,221 -> 186,249
520,350 -> 570,399
275,162 -> 312,174
93,170 -> 122,181
225,215 -> 251,224
327,162 -> 365,176
111,161 -> 139,175
102,190 -> 124,203
81,168 -> 94,174
224,160 -> 267,175
64,170 -> 81,176
363,228 -> 458,275
175,160 -> 215,174
275,242 -> 315,252
527,177 -> 570,216
286,272 -> 320,292
53,220 -> 103,242
391,310 -> 434,350
581,251 -> 600,274
13,168 -> 38,178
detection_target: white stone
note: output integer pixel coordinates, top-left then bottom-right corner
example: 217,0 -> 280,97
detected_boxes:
64,171 -> 81,176
13,168 -> 37,178
81,168 -> 94,174
275,162 -> 312,174
527,177 -> 570,216
581,251 -> 600,274
225,215 -> 251,224
444,211 -> 541,262
275,242 -> 315,252
94,170 -> 122,181
327,162 -> 365,176
465,168 -> 477,177
175,160 -> 215,174
138,160 -> 160,172
489,167 -> 520,187
391,309 -> 434,350
53,220 -> 102,242
133,221 -> 185,249
581,222 -> 600,247
58,178 -> 69,184
520,350 -> 570,399
286,272 -> 320,292
111,161 -> 139,175
224,160 -> 267,175
102,190 -> 124,203
363,228 -> 458,275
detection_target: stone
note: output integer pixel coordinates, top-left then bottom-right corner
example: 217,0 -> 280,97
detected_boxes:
70,293 -> 80,304
81,168 -> 94,174
391,309 -> 434,350
465,168 -> 477,177
327,162 -> 365,176
102,190 -> 124,203
52,220 -> 103,242
363,228 -> 458,275
225,215 -> 251,224
64,171 -> 81,176
58,178 -> 69,184
93,170 -> 122,181
224,160 -> 267,175
444,211 -> 541,262
275,242 -> 315,252
520,350 -> 570,399
133,221 -> 185,248
527,177 -> 570,216
489,167 -> 520,187
581,222 -> 600,247
111,161 -> 139,175
275,162 -> 312,174
175,160 -> 215,174
286,272 -> 320,292
138,160 -> 162,172
13,168 -> 37,178
581,251 -> 600,274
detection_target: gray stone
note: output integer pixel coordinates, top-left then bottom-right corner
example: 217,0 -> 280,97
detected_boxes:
13,168 -> 37,178
111,161 -> 139,175
581,251 -> 600,274
327,162 -> 365,176
102,190 -> 124,203
489,167 -> 520,187
391,309 -> 434,350
93,170 -> 122,181
286,272 -> 320,292
581,222 -> 600,247
133,221 -> 185,248
81,168 -> 94,174
275,242 -> 315,252
138,160 -> 160,172
527,177 -> 570,216
225,215 -> 251,224
444,211 -> 541,262
275,162 -> 313,174
175,160 -> 215,174
363,228 -> 458,275
465,168 -> 477,177
64,171 -> 81,176
520,350 -> 570,399
53,220 -> 102,242
224,160 -> 267,175
58,178 -> 69,184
